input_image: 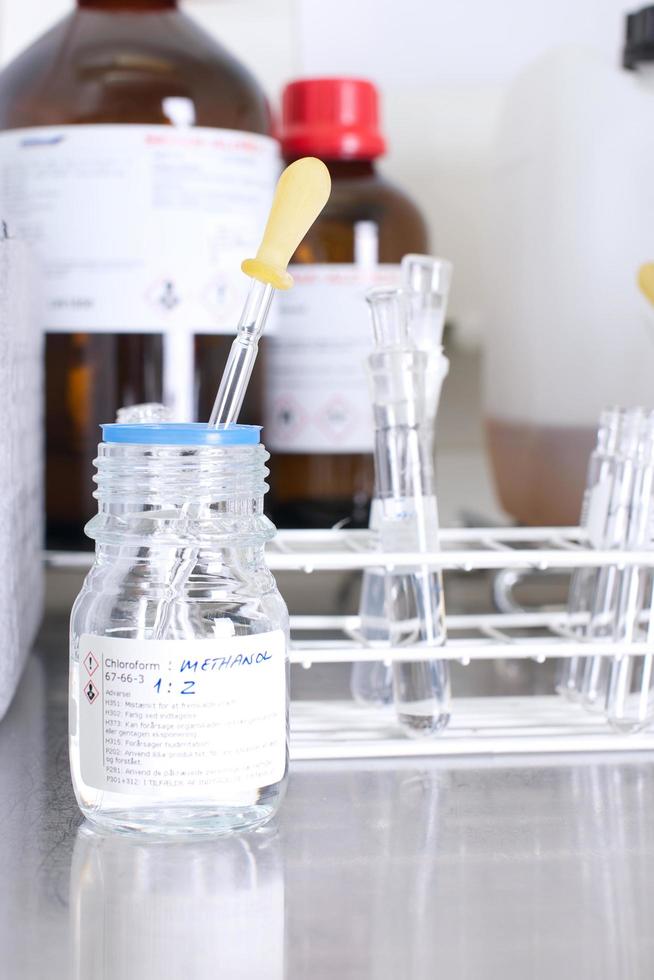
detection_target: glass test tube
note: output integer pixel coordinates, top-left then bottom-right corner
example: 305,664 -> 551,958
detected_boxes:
362,288 -> 450,736
580,408 -> 645,712
351,255 -> 451,707
557,408 -> 622,700
605,412 -> 654,732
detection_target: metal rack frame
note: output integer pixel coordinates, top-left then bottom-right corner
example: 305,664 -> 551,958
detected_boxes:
47,527 -> 654,759
265,525 -> 654,572
290,699 -> 654,760
264,525 -> 654,665
278,526 -> 654,757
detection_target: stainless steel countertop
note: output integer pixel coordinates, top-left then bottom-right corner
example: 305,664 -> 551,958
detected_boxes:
3,614 -> 654,979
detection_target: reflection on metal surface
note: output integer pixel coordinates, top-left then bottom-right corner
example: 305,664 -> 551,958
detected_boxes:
284,758 -> 652,979
372,771 -> 442,978
0,655 -> 72,978
4,617 -> 654,977
70,823 -> 284,979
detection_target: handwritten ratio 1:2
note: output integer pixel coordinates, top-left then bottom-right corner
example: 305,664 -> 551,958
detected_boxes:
154,679 -> 196,695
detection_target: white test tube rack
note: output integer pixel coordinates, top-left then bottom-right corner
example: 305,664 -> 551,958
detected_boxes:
47,526 -> 654,760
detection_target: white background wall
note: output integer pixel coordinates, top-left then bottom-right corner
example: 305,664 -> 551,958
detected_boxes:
0,0 -> 636,348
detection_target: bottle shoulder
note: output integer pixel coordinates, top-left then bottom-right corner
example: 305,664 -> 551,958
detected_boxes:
70,566 -> 289,641
295,170 -> 429,263
0,9 -> 270,132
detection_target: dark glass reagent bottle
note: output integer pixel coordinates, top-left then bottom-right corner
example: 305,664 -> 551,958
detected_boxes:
0,0 -> 271,548
267,78 -> 428,529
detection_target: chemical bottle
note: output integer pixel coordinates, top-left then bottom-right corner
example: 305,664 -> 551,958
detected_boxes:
265,78 -> 428,528
485,8 -> 654,525
0,0 -> 276,548
70,422 -> 289,834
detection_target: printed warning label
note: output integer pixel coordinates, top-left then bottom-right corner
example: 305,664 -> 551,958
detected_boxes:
77,631 -> 287,796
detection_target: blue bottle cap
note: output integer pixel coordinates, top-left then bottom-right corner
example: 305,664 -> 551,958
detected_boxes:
101,423 -> 261,446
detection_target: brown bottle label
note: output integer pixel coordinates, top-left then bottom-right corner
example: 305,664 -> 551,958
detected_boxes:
0,124 -> 279,419
1,124 -> 279,335
264,262 -> 400,453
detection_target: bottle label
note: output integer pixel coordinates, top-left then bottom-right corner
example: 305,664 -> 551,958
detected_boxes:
77,630 -> 287,795
0,125 -> 279,334
264,263 -> 400,453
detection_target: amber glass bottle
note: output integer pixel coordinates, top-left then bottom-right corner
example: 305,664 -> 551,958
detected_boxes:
265,78 -> 428,529
0,0 -> 274,548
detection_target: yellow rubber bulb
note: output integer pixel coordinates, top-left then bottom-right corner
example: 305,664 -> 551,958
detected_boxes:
638,263 -> 654,307
241,157 -> 331,289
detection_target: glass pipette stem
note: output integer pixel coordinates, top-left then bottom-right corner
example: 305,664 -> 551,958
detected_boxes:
151,278 -> 275,641
209,279 -> 275,427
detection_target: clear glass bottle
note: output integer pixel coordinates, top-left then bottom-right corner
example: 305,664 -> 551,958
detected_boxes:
69,422 -> 289,835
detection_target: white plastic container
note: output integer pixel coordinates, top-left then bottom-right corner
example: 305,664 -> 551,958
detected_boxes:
484,36 -> 654,525
0,234 -> 42,719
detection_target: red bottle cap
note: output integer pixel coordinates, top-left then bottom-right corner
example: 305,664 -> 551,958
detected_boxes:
280,78 -> 386,160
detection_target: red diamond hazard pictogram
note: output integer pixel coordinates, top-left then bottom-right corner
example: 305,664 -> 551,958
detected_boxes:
84,680 -> 100,705
273,395 -> 305,440
317,397 -> 351,438
83,651 -> 99,676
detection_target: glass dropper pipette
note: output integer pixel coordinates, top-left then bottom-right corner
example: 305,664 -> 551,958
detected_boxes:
150,157 -> 331,640
209,157 -> 331,428
209,280 -> 275,426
